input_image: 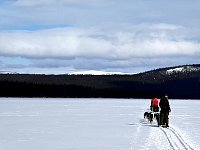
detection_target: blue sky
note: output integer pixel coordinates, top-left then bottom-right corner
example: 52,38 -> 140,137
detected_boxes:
0,0 -> 200,74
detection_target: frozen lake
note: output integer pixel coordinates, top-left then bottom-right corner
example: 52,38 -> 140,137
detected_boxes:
0,98 -> 200,150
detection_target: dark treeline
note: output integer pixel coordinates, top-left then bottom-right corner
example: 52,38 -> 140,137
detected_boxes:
0,64 -> 200,99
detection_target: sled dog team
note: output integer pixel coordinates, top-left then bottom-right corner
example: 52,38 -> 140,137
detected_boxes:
144,95 -> 171,127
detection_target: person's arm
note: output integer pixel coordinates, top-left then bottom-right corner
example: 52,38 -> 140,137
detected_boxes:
167,99 -> 171,112
159,99 -> 162,108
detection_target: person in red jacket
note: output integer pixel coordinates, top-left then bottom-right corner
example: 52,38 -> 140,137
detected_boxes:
150,97 -> 159,112
150,97 -> 160,125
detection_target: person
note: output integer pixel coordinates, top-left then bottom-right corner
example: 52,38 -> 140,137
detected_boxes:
159,95 -> 171,127
150,97 -> 159,112
150,97 -> 160,125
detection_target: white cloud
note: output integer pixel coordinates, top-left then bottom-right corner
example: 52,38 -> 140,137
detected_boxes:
149,23 -> 183,30
1,0 -> 200,31
0,24 -> 200,61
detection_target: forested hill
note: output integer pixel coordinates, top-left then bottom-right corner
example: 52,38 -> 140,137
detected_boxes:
1,64 -> 200,99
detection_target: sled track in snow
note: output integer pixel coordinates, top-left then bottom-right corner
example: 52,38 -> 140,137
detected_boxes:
160,126 -> 194,150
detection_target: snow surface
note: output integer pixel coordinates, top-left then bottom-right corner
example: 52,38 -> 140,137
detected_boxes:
68,70 -> 134,75
0,98 -> 200,150
166,66 -> 200,75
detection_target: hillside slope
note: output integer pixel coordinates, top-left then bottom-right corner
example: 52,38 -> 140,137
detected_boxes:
0,64 -> 200,99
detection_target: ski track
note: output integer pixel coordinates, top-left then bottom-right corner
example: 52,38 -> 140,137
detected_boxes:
140,117 -> 197,150
160,126 -> 195,150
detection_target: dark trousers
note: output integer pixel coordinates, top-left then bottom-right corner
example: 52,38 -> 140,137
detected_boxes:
154,113 -> 160,126
160,111 -> 169,126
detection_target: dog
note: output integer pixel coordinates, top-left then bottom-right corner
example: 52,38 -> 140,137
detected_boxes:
144,111 -> 153,122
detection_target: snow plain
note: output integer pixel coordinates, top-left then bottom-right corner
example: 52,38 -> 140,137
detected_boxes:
0,98 -> 200,150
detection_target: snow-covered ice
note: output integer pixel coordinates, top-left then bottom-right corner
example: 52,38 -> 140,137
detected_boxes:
0,98 -> 199,150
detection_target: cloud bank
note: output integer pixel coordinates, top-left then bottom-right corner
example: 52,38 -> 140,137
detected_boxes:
0,0 -> 200,74
0,24 -> 199,59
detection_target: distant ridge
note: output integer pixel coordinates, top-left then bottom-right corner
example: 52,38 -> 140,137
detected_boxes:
0,64 -> 200,99
0,71 -> 19,74
68,70 -> 133,75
